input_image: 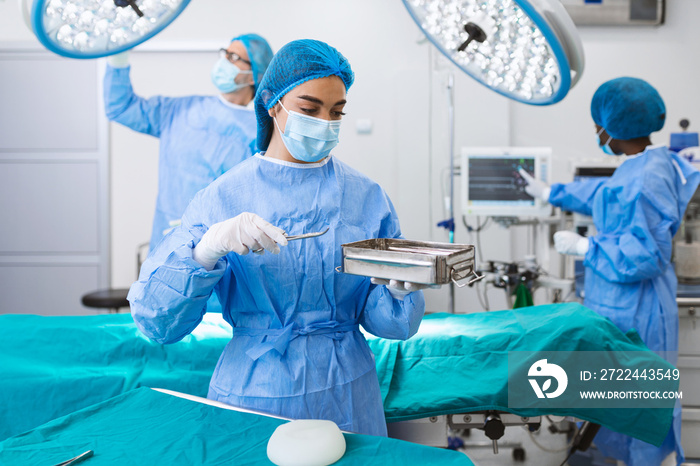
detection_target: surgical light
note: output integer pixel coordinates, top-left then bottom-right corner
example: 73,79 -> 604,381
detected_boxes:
23,0 -> 191,59
402,0 -> 584,105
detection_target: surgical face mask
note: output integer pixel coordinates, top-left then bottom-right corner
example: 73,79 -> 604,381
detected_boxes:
272,101 -> 341,163
211,57 -> 252,94
597,127 -> 618,156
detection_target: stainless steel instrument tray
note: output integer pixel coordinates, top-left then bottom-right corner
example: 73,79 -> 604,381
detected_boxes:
339,238 -> 476,286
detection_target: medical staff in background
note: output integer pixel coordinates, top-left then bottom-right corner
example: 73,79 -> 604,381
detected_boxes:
521,77 -> 700,466
104,34 -> 273,250
128,39 -> 435,436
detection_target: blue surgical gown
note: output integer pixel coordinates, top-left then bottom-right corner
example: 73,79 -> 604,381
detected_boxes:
549,145 -> 700,466
128,154 -> 426,436
104,65 -> 257,249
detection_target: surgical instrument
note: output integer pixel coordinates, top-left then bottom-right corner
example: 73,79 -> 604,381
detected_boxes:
52,450 -> 94,466
252,228 -> 329,253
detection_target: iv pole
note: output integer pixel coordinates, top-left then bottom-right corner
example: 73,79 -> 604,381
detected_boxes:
447,73 -> 456,314
438,72 -> 456,313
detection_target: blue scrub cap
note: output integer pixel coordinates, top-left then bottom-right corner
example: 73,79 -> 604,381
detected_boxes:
231,34 -> 274,90
254,39 -> 355,151
590,77 -> 666,140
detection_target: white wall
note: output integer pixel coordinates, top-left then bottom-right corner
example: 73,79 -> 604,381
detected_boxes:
1,0 -> 699,313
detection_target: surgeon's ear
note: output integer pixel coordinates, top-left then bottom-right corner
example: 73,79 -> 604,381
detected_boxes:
268,104 -> 277,118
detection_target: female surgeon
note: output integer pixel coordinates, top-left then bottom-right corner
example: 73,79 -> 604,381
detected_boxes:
521,77 -> 700,466
128,39 -> 433,436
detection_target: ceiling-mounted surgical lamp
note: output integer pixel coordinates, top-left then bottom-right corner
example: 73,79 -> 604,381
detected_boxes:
402,1 -> 585,313
402,0 -> 585,105
19,0 -> 191,59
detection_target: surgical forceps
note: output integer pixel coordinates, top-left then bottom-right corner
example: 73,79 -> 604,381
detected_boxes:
252,228 -> 329,253
52,450 -> 94,466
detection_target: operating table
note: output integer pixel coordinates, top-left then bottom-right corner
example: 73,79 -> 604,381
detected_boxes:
0,303 -> 676,455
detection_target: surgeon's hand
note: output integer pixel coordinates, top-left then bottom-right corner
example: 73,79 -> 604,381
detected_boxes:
518,168 -> 551,202
370,278 -> 439,301
193,213 -> 288,270
553,231 -> 589,256
108,51 -> 130,68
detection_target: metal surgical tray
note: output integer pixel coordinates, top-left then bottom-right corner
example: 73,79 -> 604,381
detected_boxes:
339,239 -> 478,286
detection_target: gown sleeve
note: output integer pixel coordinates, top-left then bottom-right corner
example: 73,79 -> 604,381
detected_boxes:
103,65 -> 175,138
358,192 -> 426,341
127,196 -> 226,344
584,186 -> 675,284
548,178 -> 608,216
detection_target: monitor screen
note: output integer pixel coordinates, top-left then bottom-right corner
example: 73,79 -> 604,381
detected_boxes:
461,147 -> 551,217
468,156 -> 535,206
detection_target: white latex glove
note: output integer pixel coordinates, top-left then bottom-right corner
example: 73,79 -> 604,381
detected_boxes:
553,231 -> 589,256
108,51 -> 130,68
370,278 -> 439,301
518,168 -> 551,202
193,213 -> 288,270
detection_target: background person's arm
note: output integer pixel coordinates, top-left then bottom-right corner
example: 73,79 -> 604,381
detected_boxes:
549,178 -> 608,216
103,54 -> 176,138
584,192 -> 674,283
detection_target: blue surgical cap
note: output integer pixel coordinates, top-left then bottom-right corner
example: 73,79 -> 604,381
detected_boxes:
231,34 -> 274,90
254,39 -> 355,151
590,77 -> 665,140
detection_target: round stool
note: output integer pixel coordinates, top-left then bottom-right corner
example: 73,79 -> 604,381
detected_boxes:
81,288 -> 130,313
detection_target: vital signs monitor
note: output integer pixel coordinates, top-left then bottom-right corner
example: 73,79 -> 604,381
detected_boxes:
461,147 -> 552,217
